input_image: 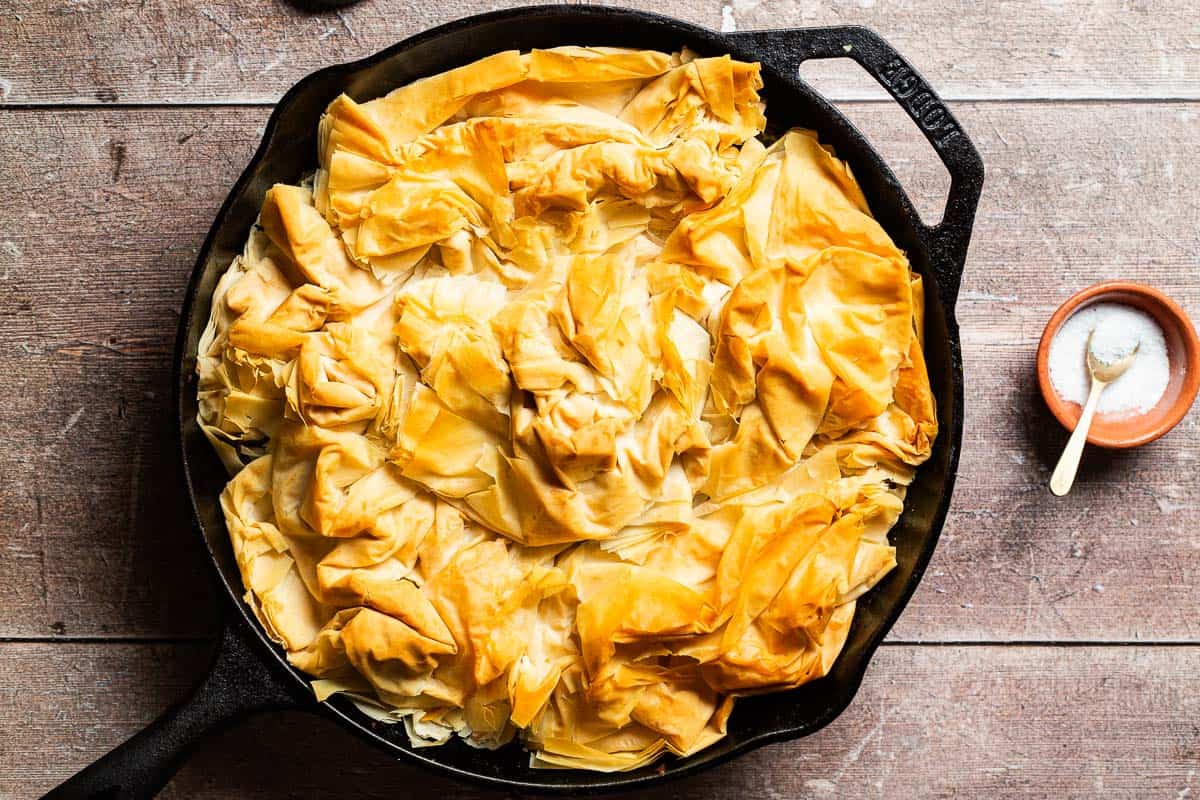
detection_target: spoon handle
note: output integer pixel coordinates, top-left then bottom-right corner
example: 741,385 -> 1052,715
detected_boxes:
1050,377 -> 1106,496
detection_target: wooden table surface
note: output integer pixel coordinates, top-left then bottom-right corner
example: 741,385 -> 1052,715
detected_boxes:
2,0 -> 1198,797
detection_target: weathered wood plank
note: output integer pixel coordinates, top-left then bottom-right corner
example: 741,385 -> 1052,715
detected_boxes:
1,102 -> 1197,641
1,0 -> 1199,105
8,642 -> 1199,798
0,0 -> 722,106
0,108 -> 254,640
730,0 -> 1200,101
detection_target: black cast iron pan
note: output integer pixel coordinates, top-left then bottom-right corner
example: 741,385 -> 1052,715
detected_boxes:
46,6 -> 983,797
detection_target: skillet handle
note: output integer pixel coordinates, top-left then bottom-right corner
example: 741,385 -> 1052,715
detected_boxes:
41,619 -> 302,800
726,25 -> 984,306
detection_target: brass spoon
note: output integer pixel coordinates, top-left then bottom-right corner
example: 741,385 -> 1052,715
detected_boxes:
1049,336 -> 1140,496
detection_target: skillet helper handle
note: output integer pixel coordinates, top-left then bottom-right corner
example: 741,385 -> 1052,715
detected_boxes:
727,25 -> 984,305
42,621 -> 299,800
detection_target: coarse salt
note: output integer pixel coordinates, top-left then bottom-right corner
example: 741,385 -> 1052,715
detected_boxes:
1047,302 -> 1171,415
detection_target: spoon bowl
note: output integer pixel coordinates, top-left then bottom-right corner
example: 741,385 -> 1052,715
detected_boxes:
1087,342 -> 1139,384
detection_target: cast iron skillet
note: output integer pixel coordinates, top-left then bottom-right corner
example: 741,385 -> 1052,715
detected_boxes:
47,6 -> 982,798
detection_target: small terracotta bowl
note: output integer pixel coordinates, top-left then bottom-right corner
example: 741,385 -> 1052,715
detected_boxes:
1036,281 -> 1200,448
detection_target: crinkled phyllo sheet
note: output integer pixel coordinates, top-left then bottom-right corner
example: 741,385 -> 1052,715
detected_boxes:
196,45 -> 936,772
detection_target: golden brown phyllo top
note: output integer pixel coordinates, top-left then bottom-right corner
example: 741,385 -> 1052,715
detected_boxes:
197,46 -> 937,771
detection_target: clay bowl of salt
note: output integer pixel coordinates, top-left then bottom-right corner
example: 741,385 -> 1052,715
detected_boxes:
1037,281 -> 1200,448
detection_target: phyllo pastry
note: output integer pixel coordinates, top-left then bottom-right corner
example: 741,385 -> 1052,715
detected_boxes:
197,46 -> 936,771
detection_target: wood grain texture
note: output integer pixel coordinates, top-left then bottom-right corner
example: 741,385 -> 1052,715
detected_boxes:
1,102 -> 1197,642
1,0 -> 1199,105
0,0 -> 722,106
729,0 -> 1200,100
0,108 -> 260,640
8,642 -> 1199,798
